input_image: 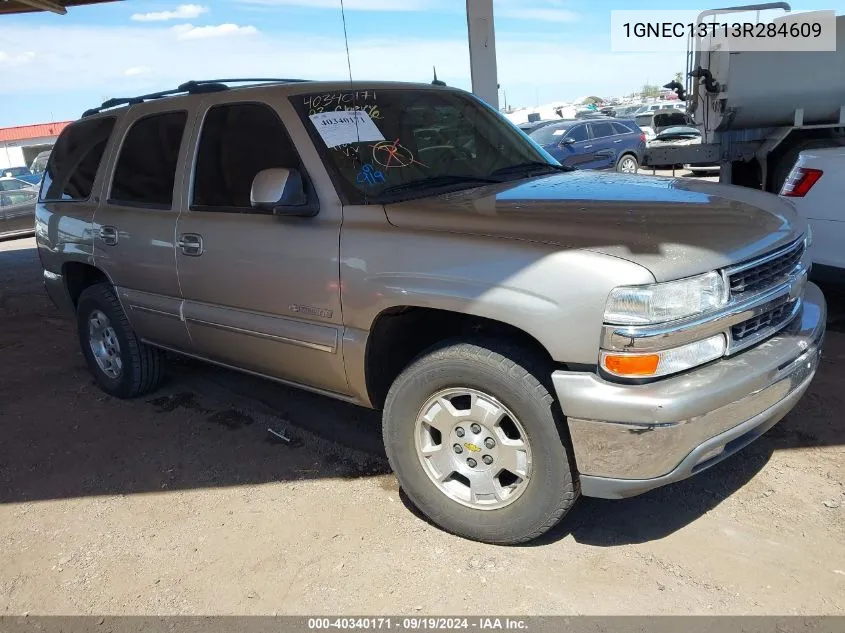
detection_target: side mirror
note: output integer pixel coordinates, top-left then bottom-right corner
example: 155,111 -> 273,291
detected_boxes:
250,168 -> 317,217
560,137 -> 575,146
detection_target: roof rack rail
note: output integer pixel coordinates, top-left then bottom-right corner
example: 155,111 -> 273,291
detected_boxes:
81,77 -> 312,118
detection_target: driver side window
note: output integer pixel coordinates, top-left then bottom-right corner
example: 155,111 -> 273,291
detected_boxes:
565,125 -> 588,143
192,102 -> 305,211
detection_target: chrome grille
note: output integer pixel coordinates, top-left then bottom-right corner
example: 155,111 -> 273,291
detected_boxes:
732,300 -> 796,342
728,240 -> 805,297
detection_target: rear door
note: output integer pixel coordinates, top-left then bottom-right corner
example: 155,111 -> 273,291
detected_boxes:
585,121 -> 617,169
93,104 -> 193,351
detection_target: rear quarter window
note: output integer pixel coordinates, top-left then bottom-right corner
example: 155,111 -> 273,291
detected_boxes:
40,117 -> 116,202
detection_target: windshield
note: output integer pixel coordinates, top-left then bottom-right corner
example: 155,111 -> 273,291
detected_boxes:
530,124 -> 571,146
291,88 -> 557,203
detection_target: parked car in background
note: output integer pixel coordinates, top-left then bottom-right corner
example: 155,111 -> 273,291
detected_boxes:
574,111 -> 612,120
613,105 -> 641,118
2,166 -> 41,186
780,147 -> 845,283
0,188 -> 36,239
645,126 -> 718,173
517,119 -> 557,135
0,176 -> 38,192
29,150 -> 51,175
530,119 -> 645,173
637,110 -> 695,141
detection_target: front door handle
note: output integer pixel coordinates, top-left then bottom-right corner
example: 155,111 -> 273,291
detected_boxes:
583,144 -> 593,149
178,233 -> 203,256
99,225 -> 118,246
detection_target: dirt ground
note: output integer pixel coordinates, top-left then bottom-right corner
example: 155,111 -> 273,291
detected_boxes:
1,234 -> 844,616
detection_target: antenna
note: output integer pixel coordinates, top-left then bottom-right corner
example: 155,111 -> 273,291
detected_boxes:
432,67 -> 446,86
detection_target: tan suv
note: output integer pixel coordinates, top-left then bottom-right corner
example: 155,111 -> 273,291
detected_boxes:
36,79 -> 825,544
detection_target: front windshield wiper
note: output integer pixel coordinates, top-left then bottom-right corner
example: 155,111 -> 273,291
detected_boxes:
490,162 -> 574,179
379,175 -> 502,197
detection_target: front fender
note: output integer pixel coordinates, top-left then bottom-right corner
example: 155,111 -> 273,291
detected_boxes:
341,228 -> 655,365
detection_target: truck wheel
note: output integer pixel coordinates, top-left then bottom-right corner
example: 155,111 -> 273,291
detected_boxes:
616,154 -> 639,174
76,283 -> 165,399
382,339 -> 579,544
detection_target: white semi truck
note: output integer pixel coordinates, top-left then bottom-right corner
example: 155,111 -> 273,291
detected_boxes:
646,2 -> 845,192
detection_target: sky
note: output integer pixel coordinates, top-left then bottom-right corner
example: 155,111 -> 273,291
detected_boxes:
1,0 -> 842,127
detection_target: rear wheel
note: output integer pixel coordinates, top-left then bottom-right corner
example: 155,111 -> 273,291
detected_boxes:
382,338 -> 579,544
76,283 -> 165,398
616,153 -> 639,174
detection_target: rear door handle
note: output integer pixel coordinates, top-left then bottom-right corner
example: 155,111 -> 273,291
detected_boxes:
613,139 -> 623,143
98,225 -> 118,246
178,233 -> 203,256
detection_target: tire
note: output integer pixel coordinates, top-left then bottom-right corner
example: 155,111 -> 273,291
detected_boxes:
616,153 -> 639,174
382,338 -> 579,544
76,283 -> 165,398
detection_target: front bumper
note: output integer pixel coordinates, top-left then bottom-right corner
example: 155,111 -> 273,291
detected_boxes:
552,282 -> 826,499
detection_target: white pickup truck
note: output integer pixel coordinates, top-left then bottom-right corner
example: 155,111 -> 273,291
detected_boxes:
780,147 -> 845,282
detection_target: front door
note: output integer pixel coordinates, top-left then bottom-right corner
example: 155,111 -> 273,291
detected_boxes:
553,123 -> 593,169
174,98 -> 348,395
93,105 -> 193,351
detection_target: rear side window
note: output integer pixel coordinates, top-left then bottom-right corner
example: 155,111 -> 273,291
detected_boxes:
192,102 -> 303,210
2,190 -> 37,206
590,122 -> 615,138
110,111 -> 187,208
612,122 -> 634,134
40,117 -> 115,202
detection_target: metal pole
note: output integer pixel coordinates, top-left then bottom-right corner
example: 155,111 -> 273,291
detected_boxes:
466,0 -> 499,108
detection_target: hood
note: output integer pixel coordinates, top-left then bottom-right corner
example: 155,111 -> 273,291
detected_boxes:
383,170 -> 804,282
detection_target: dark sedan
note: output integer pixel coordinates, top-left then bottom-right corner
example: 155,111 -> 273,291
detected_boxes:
529,119 -> 646,173
0,188 -> 36,239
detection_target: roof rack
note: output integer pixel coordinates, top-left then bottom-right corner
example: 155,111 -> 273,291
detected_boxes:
81,78 -> 311,118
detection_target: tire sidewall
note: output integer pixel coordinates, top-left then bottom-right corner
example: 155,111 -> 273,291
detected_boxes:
617,154 -> 638,173
76,287 -> 137,398
384,351 -> 575,543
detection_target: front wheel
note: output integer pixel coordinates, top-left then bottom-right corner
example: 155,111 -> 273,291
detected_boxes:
616,153 -> 639,174
382,339 -> 579,544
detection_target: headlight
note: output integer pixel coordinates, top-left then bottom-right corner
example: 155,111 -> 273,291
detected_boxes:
601,334 -> 727,379
604,271 -> 728,325
805,225 -> 813,248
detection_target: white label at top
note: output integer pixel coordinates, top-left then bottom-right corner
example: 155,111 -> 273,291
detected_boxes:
309,110 -> 385,148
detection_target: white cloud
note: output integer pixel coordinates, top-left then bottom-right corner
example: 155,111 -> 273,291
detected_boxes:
0,50 -> 36,66
131,4 -> 208,21
124,66 -> 152,76
498,7 -> 579,23
0,22 -> 682,112
172,23 -> 259,39
235,0 -> 436,9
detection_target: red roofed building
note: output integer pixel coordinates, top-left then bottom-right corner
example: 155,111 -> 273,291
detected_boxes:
1,120 -> 72,172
